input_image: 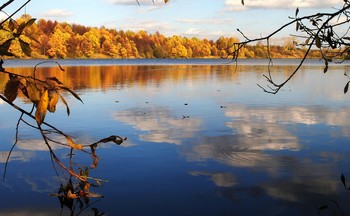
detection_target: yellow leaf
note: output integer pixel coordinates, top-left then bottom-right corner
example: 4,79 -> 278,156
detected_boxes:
58,93 -> 70,116
66,137 -> 83,150
67,190 -> 78,199
47,91 -> 59,113
27,80 -> 43,104
74,143 -> 83,150
35,90 -> 49,125
4,76 -> 19,102
83,183 -> 91,192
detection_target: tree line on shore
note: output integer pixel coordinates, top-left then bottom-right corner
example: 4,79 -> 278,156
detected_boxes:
0,14 -> 321,59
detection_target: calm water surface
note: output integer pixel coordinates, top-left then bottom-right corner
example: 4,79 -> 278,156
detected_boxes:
1,59 -> 350,215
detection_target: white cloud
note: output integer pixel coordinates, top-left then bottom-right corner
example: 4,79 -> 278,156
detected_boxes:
177,18 -> 233,25
225,0 -> 343,11
43,9 -> 74,18
117,20 -> 174,35
184,28 -> 202,36
108,0 -> 166,6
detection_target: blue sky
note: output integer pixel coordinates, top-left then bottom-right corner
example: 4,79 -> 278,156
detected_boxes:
4,0 -> 345,41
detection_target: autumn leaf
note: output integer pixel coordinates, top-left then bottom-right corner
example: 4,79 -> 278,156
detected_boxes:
344,81 -> 350,94
323,60 -> 329,73
67,190 -> 78,199
26,80 -> 43,104
60,86 -> 83,104
47,91 -> 59,112
295,7 -> 299,17
0,39 -> 15,56
35,90 -> 49,125
19,38 -> 31,57
66,137 -> 83,150
8,18 -> 18,31
17,18 -> 36,35
84,183 -> 91,192
164,0 -> 169,3
305,37 -> 310,45
58,93 -> 70,116
315,36 -> 321,48
4,76 -> 19,102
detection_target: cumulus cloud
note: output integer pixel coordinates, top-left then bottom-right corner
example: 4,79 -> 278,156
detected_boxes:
108,0 -> 166,6
177,18 -> 233,25
225,0 -> 343,11
184,28 -> 202,36
118,20 -> 173,35
43,9 -> 74,17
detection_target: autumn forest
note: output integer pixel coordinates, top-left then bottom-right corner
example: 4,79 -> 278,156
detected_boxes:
1,14 -> 321,59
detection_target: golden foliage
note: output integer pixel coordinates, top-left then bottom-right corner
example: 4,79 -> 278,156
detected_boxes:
35,89 -> 48,125
3,70 -> 83,125
66,137 -> 83,150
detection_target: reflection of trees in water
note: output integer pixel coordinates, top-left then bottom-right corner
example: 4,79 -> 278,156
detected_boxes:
2,63 -> 320,93
0,61 -> 127,215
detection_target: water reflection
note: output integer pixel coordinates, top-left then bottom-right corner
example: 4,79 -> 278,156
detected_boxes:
1,60 -> 350,215
113,106 -> 202,145
0,151 -> 33,163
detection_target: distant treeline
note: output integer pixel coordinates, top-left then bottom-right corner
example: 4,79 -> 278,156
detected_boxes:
1,14 -> 321,59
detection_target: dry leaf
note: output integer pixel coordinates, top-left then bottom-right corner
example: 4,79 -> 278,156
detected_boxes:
4,76 -> 19,102
67,190 -> 78,199
47,91 -> 59,112
84,183 -> 91,192
35,90 -> 49,125
66,137 -> 83,150
27,80 -> 43,104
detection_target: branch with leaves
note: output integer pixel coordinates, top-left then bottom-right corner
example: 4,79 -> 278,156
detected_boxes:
1,60 -> 127,189
221,0 -> 350,94
0,2 -> 127,203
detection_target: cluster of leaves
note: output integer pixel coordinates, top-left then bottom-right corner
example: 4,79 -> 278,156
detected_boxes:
3,62 -> 82,125
0,17 -> 36,57
0,2 -> 129,209
223,0 -> 350,94
1,60 -> 127,192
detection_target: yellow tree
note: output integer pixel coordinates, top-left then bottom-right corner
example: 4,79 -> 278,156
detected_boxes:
82,28 -> 101,55
47,24 -> 70,58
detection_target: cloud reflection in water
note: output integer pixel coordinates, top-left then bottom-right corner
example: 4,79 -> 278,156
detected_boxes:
113,106 -> 202,145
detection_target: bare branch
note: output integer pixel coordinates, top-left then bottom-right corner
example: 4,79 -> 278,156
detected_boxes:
220,2 -> 350,94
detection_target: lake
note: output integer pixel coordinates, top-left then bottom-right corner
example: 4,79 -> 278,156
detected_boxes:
1,58 -> 350,215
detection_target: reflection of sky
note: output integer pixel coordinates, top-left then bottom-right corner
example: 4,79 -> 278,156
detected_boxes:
0,151 -> 33,163
113,106 -> 202,145
2,61 -> 350,215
